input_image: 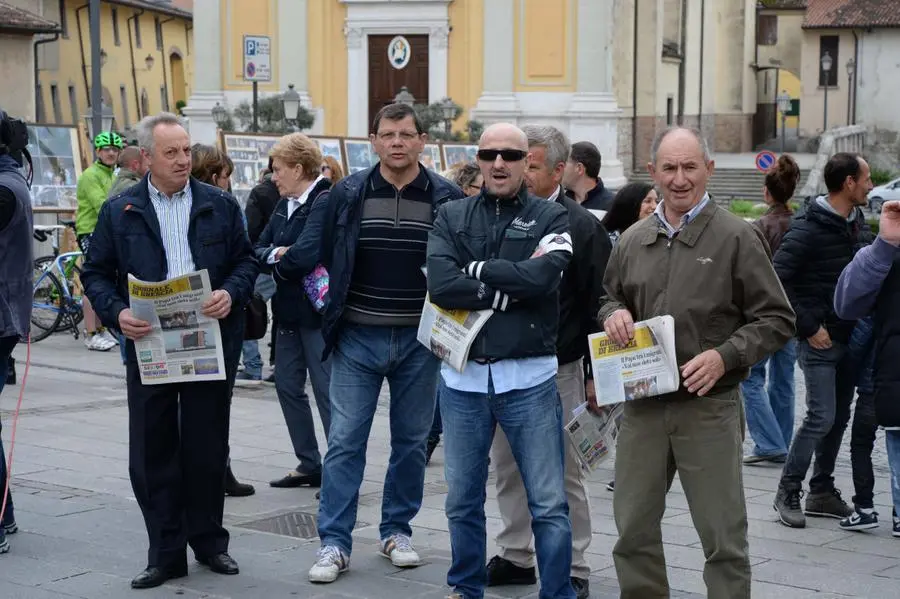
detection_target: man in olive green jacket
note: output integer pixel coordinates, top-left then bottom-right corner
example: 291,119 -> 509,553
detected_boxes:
108,146 -> 148,197
598,127 -> 796,599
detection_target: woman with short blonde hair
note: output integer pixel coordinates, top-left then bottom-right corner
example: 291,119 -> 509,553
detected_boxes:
269,133 -> 323,190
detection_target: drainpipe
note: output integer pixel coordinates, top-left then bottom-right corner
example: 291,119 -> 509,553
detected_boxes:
698,0 -> 705,135
33,32 -> 61,120
74,3 -> 90,108
852,30 -> 860,126
677,0 -> 687,124
631,0 -> 639,174
159,17 -> 175,111
127,9 -> 146,119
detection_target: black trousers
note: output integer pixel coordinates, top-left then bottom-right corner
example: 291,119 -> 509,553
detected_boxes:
126,363 -> 231,568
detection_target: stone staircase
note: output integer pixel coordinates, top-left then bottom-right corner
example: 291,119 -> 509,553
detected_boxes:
628,167 -> 813,201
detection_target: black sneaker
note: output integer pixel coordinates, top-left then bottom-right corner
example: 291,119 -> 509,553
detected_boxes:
571,576 -> 590,599
774,486 -> 806,528
606,480 -> 615,492
805,488 -> 853,519
425,435 -> 440,465
839,507 -> 879,531
486,555 -> 536,586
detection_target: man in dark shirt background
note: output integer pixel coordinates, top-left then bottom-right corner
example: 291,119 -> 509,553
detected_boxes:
563,141 -> 615,212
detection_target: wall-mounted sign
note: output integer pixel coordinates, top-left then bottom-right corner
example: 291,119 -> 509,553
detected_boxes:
388,35 -> 411,70
243,35 -> 272,82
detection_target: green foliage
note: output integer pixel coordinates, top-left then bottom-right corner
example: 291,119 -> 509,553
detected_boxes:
867,218 -> 880,235
413,98 -> 484,142
870,167 -> 898,187
174,100 -> 187,115
231,94 -> 314,134
728,200 -> 768,217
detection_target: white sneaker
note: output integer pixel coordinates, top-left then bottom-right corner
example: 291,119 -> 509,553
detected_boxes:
99,329 -> 119,346
84,333 -> 115,352
308,545 -> 349,583
378,533 -> 421,567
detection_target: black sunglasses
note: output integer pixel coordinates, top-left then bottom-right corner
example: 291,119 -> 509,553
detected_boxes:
476,149 -> 528,162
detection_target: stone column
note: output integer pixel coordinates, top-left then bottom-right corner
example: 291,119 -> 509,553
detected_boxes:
181,0 -> 226,143
428,25 -> 450,104
344,25 -> 368,137
471,0 -> 519,122
567,0 -> 625,187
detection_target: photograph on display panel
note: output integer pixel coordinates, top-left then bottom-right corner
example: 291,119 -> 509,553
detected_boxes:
442,143 -> 479,171
26,125 -> 83,209
310,136 -> 346,174
221,132 -> 280,207
420,144 -> 443,172
344,139 -> 379,174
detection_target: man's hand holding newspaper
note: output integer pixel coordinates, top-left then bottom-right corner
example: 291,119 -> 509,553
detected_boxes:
119,309 -> 152,340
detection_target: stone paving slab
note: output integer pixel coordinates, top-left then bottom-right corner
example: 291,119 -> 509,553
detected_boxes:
0,334 -> 897,598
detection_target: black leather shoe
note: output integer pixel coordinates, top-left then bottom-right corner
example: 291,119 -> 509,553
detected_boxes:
196,552 -> 239,575
571,576 -> 590,599
224,466 -> 256,497
130,564 -> 188,589
269,469 -> 321,488
486,555 -> 536,586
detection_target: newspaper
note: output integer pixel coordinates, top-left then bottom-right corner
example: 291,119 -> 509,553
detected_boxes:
564,402 -> 624,472
127,269 -> 227,385
417,294 -> 492,372
587,315 -> 679,406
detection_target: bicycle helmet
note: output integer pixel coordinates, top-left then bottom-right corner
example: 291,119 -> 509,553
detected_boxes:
94,131 -> 124,150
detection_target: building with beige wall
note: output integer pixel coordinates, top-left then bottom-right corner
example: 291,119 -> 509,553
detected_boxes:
186,0 -> 762,183
21,0 -> 193,135
0,1 -> 60,121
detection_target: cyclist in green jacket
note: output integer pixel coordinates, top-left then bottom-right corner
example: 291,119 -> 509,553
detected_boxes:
76,131 -> 122,351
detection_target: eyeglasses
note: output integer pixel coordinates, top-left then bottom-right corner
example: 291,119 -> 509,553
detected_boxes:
476,149 -> 528,162
376,131 -> 419,142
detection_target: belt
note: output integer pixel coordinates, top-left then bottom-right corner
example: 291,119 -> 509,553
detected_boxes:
472,357 -> 500,365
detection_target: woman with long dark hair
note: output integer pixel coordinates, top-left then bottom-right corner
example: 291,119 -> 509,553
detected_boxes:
601,182 -> 658,245
742,154 -> 801,465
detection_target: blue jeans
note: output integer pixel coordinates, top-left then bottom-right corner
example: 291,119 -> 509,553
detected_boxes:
886,431 -> 900,519
0,336 -> 18,546
741,339 -> 797,457
316,324 -> 439,555
440,375 -> 574,599
241,274 -> 276,378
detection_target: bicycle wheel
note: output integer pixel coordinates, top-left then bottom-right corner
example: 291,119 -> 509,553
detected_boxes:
34,255 -> 84,331
31,267 -> 65,342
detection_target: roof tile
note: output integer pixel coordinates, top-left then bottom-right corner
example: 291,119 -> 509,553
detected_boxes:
803,0 -> 900,29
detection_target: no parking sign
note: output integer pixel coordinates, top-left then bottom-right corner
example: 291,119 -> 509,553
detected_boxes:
755,150 -> 777,172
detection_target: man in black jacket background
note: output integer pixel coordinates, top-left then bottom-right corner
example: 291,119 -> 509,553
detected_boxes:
773,152 -> 874,528
485,124 -> 610,599
427,122 -> 576,599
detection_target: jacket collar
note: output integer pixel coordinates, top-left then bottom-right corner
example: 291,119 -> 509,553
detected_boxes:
640,195 -> 717,247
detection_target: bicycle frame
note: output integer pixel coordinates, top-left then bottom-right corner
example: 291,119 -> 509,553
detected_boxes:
32,250 -> 84,337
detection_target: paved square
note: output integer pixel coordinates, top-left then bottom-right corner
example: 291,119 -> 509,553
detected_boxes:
1,335 -> 897,598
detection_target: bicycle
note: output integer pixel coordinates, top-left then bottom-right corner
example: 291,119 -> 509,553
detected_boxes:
31,221 -> 85,343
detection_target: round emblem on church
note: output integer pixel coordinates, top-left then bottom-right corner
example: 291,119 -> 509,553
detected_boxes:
387,35 -> 411,70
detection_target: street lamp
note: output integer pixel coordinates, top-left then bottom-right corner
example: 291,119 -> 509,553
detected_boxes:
776,90 -> 791,154
393,86 -> 416,106
211,102 -> 227,129
821,51 -> 833,131
438,97 -> 456,136
83,101 -> 116,139
282,83 -> 301,128
144,54 -> 155,71
846,57 -> 856,125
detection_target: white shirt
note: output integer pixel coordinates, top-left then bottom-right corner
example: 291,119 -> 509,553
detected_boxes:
148,176 -> 195,278
654,192 -> 711,239
547,185 -> 561,203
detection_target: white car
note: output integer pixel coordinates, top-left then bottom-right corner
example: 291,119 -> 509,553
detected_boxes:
868,177 -> 900,212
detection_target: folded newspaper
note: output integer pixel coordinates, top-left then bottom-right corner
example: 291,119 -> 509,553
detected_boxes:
564,402 -> 624,472
417,294 -> 492,372
587,315 -> 678,406
127,269 -> 227,385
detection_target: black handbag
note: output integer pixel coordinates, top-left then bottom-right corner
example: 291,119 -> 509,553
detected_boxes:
244,292 -> 268,340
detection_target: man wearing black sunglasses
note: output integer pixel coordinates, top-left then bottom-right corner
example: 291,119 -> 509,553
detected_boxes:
427,123 -> 576,599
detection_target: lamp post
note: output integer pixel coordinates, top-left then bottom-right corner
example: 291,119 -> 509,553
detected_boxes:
282,83 -> 301,130
776,90 -> 791,154
393,86 -> 416,106
83,101 -> 116,139
846,57 -> 856,126
438,97 -> 456,137
211,102 -> 227,130
821,51 -> 833,132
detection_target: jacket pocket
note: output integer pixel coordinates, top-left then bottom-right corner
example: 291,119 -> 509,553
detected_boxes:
455,230 -> 488,261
